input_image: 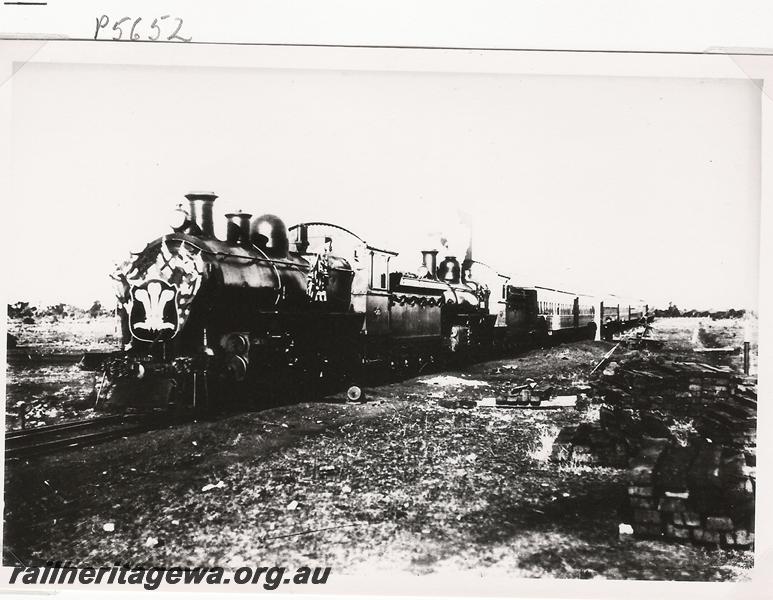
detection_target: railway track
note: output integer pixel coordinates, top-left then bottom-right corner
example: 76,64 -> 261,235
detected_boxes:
4,415 -> 153,460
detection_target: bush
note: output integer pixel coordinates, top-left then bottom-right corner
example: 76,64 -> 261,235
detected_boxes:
89,300 -> 102,319
7,301 -> 37,319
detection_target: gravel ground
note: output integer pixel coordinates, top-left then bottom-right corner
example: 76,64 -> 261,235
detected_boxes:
6,315 -> 118,430
5,364 -> 99,430
644,316 -> 759,376
3,331 -> 754,580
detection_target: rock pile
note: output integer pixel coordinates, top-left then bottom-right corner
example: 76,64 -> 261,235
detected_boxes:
627,436 -> 755,548
553,352 -> 759,548
549,411 -> 663,468
698,379 -> 757,452
596,359 -> 738,416
605,356 -> 759,548
550,421 -> 629,467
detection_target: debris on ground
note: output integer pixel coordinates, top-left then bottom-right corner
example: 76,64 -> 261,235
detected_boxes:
421,375 -> 489,387
201,481 -> 226,492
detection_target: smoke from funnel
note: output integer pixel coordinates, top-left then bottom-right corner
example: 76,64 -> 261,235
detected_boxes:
437,211 -> 472,264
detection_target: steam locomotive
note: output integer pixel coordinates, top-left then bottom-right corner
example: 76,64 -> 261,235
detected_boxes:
94,191 -> 648,412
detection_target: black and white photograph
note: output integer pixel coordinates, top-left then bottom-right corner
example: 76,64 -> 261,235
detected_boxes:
0,35 -> 767,591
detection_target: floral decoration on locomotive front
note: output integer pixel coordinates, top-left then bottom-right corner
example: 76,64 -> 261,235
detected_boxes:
112,237 -> 205,347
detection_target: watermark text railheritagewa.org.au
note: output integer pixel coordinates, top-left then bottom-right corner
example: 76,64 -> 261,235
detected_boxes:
8,562 -> 332,590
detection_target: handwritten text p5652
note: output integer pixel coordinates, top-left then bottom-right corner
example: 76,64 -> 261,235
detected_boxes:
94,15 -> 191,42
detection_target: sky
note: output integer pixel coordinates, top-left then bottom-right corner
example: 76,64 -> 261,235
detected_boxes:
7,53 -> 761,311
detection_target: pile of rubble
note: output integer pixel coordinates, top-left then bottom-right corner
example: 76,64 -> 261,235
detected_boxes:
595,359 -> 739,416
548,349 -> 757,548
627,436 -> 755,548
597,354 -> 757,548
698,379 -> 757,451
549,410 -> 663,468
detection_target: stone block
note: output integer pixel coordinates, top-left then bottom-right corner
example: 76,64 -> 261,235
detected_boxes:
657,445 -> 697,491
725,478 -> 754,500
658,497 -> 687,512
600,442 -> 630,468
630,464 -> 654,484
664,490 -> 689,499
665,524 -> 692,540
630,496 -> 655,509
638,436 -> 670,461
634,509 -> 661,524
689,444 -> 723,489
682,512 -> 701,527
633,523 -> 663,538
735,530 -> 755,546
706,516 -> 734,531
693,528 -> 720,544
641,414 -> 671,438
689,487 -> 724,514
726,497 -> 755,528
599,406 -> 617,429
720,451 -> 747,483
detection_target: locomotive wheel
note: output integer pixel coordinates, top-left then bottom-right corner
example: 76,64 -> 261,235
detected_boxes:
346,385 -> 364,402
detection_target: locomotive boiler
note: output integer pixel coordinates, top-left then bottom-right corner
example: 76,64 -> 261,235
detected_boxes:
100,192 -> 363,411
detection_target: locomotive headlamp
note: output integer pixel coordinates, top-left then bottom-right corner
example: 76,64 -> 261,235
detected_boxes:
132,363 -> 146,380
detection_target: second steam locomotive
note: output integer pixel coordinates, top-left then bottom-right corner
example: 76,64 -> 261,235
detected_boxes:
96,191 -> 648,412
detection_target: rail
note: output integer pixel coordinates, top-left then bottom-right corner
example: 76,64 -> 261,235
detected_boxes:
4,415 -> 154,460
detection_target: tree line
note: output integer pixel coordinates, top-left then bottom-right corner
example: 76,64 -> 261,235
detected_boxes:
653,302 -> 748,320
7,301 -> 112,323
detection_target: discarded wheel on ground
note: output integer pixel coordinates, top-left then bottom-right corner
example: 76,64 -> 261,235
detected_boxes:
346,385 -> 364,402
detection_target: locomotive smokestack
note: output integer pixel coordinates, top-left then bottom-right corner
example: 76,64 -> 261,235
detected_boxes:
185,192 -> 218,238
225,211 -> 252,245
421,250 -> 438,278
